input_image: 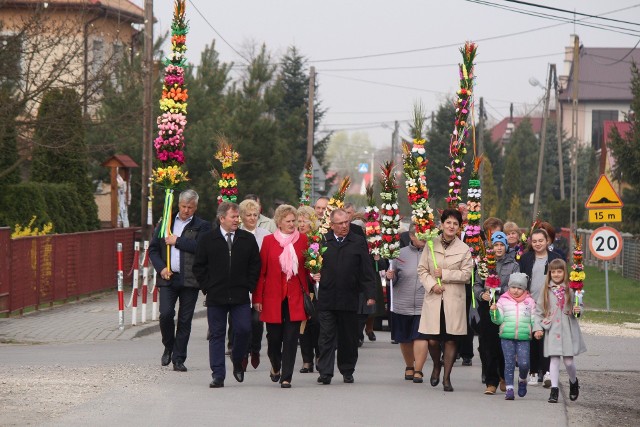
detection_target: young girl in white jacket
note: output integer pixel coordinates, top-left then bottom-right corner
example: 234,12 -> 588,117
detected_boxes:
533,259 -> 586,403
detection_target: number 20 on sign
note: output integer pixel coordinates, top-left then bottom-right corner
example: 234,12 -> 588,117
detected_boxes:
589,226 -> 623,261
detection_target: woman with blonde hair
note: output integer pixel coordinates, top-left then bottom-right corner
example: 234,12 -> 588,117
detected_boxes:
253,204 -> 310,388
297,205 -> 320,373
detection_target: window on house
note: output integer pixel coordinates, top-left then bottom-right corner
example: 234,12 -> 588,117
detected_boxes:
591,110 -> 618,151
0,34 -> 23,87
91,38 -> 105,75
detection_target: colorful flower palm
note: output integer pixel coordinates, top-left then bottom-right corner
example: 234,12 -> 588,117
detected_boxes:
300,160 -> 312,207
364,184 -> 382,257
379,162 -> 401,260
569,235 -> 585,317
213,138 -> 240,204
465,156 -> 484,258
153,0 -> 190,271
319,176 -> 351,235
402,104 -> 438,242
446,42 -> 477,208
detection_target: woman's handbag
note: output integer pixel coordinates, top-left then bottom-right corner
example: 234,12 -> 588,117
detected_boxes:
299,280 -> 316,318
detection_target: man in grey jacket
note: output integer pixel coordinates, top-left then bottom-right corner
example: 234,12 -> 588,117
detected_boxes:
149,189 -> 212,372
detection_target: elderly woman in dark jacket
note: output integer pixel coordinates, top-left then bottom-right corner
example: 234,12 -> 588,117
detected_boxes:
386,225 -> 428,383
474,231 -> 520,395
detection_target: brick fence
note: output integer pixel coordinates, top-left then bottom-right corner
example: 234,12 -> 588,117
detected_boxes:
0,227 -> 139,315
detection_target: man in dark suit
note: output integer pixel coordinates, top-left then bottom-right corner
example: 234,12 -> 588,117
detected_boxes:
149,189 -> 211,372
316,208 -> 377,385
193,202 -> 261,388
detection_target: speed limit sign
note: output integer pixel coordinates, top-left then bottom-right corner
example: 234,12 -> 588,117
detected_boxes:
589,226 -> 623,260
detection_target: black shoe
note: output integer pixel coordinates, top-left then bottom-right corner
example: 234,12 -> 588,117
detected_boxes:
548,387 -> 559,403
343,375 -> 354,383
232,360 -> 244,382
443,380 -> 454,392
161,349 -> 172,366
430,361 -> 441,387
209,377 -> 224,388
412,371 -> 424,384
367,331 -> 377,341
173,362 -> 187,372
569,378 -> 580,401
461,357 -> 472,366
269,369 -> 281,382
281,381 -> 291,389
300,364 -> 314,373
317,375 -> 331,385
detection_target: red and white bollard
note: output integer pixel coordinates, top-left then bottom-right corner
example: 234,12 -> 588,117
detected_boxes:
117,243 -> 124,330
151,268 -> 159,321
141,241 -> 150,324
130,241 -> 140,326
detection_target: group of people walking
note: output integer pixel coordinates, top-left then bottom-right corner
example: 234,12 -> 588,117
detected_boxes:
388,212 -> 585,403
149,189 -> 585,403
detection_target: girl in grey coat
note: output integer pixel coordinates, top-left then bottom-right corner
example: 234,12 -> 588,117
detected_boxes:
533,259 -> 586,404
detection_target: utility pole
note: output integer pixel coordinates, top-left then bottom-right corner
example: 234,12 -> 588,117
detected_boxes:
532,64 -> 553,221
391,120 -> 399,166
569,35 -> 580,232
554,65 -> 566,200
140,0 -> 154,239
305,66 -> 316,163
478,97 -> 486,158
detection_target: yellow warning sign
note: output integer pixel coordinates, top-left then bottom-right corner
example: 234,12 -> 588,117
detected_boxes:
585,175 -> 623,209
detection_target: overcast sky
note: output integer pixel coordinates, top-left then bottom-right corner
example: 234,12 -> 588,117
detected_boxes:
135,0 -> 640,148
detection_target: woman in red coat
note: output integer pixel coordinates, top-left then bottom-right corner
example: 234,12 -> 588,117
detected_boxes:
253,204 -> 310,388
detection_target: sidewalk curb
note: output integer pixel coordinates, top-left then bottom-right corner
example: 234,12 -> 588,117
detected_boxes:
131,309 -> 207,339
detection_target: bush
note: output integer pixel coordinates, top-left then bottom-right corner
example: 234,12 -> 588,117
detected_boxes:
0,182 -> 92,233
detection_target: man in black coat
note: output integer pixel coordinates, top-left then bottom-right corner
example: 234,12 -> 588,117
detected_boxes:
316,208 -> 376,385
193,201 -> 260,388
149,189 -> 212,372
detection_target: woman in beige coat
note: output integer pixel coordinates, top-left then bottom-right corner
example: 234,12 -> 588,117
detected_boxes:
418,208 -> 473,392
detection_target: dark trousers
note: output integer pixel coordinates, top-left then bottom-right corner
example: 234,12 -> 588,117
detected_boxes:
317,310 -> 359,378
207,303 -> 251,380
266,299 -> 301,383
227,308 -> 263,353
300,316 -> 320,364
458,285 -> 475,359
158,281 -> 199,364
478,301 -> 505,386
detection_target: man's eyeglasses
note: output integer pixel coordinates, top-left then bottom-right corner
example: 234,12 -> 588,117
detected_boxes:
331,220 -> 350,226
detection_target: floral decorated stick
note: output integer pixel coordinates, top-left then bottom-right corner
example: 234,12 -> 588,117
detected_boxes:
299,160 -> 312,207
364,184 -> 382,270
152,0 -> 190,271
319,176 -> 351,235
212,136 -> 239,204
446,41 -> 477,209
304,226 -> 326,298
569,234 -> 585,318
380,162 -> 401,307
464,156 -> 483,307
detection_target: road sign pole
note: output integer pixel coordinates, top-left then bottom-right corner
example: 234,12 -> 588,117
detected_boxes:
605,259 -> 610,312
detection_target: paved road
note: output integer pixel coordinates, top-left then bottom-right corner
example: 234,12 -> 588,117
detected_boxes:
1,293 -> 638,426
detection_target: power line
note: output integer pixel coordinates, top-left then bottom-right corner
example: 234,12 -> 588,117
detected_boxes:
464,0 -> 640,36
319,51 -> 563,72
310,4 -> 640,63
504,0 -> 640,27
187,0 -> 251,64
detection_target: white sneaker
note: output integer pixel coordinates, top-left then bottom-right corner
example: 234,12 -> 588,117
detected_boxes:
543,372 -> 551,388
528,374 -> 538,385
